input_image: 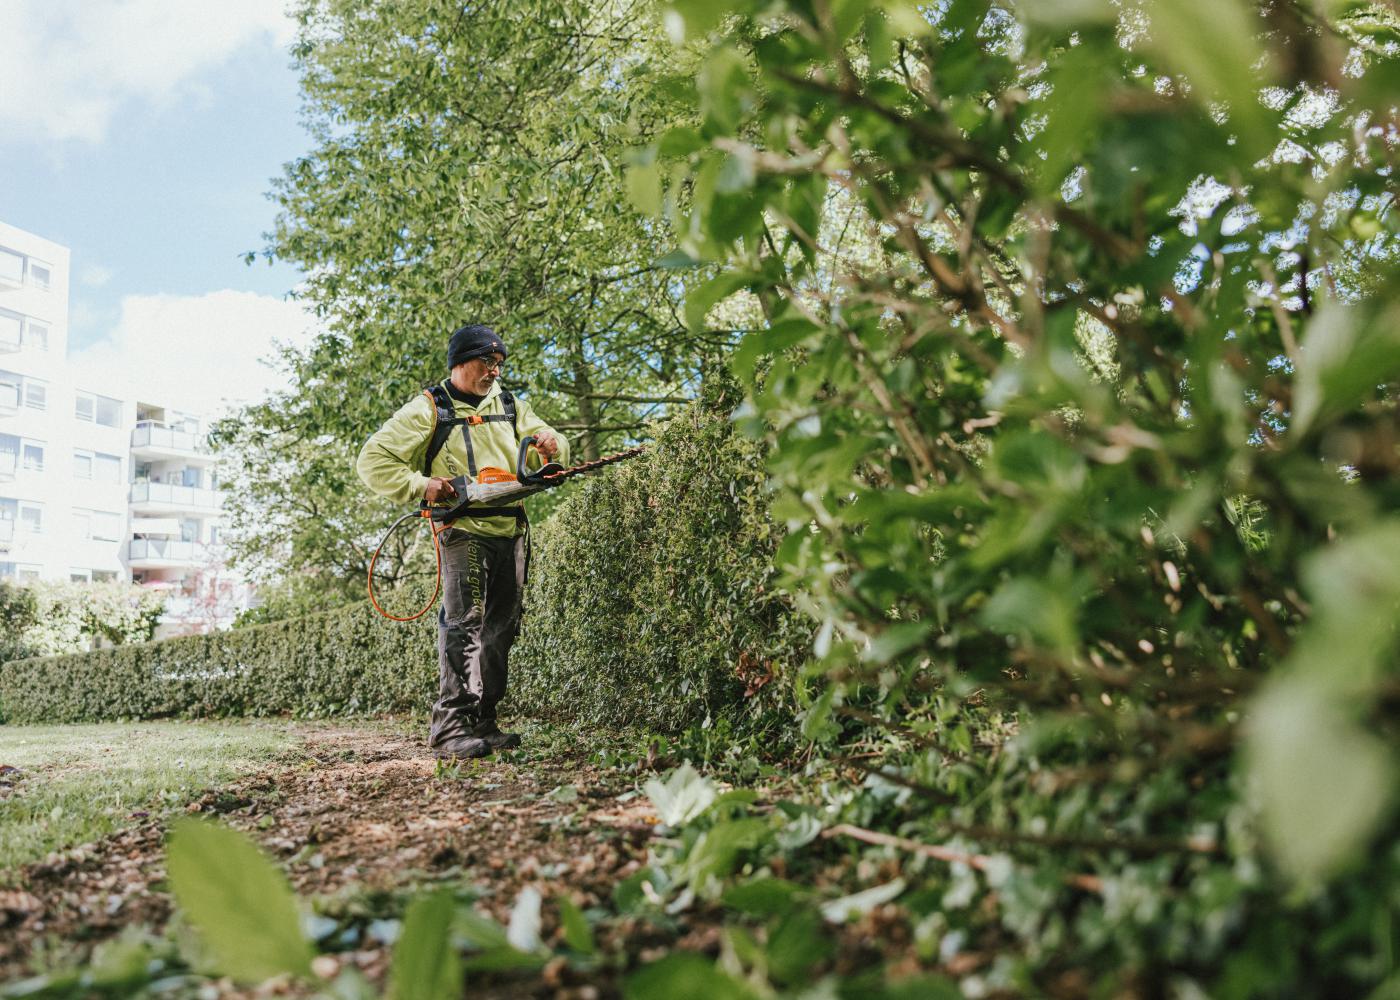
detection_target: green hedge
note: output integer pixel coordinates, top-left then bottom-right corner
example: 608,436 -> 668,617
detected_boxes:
0,599 -> 436,725
1,382 -> 809,729
511,377 -> 810,729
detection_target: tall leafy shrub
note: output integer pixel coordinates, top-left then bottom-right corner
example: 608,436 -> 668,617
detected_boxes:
514,376 -> 808,729
634,0 -> 1400,990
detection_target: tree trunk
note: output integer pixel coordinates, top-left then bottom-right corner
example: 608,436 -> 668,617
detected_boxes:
571,346 -> 601,461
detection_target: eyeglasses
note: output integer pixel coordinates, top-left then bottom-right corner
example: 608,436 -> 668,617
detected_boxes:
477,357 -> 506,373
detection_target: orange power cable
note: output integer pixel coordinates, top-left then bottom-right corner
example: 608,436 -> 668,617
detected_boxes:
367,510 -> 448,622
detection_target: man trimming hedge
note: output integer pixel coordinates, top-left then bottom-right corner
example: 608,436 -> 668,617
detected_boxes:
356,324 -> 568,760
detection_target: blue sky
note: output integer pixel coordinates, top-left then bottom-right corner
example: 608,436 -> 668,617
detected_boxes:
0,1 -> 316,411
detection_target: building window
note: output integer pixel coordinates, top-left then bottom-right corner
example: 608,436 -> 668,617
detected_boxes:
96,395 -> 120,426
23,381 -> 44,410
92,510 -> 123,541
0,250 -> 21,286
69,568 -> 90,583
25,321 -> 48,352
19,504 -> 41,533
94,453 -> 121,484
72,508 -> 123,542
28,263 -> 51,291
73,450 -> 92,479
22,443 -> 43,472
18,566 -> 39,581
76,391 -> 121,427
92,569 -> 117,583
0,312 -> 20,351
0,436 -> 17,477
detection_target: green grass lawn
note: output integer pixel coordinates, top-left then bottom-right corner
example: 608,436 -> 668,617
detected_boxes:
0,720 -> 298,875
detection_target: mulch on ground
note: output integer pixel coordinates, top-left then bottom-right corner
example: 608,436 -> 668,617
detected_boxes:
0,723 -> 667,996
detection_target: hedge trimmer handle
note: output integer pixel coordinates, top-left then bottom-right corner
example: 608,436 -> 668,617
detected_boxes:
517,435 -> 565,484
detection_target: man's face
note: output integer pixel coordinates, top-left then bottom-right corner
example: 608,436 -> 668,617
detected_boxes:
452,352 -> 505,396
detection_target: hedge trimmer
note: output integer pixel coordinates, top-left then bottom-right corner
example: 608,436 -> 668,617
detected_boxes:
368,436 -> 645,621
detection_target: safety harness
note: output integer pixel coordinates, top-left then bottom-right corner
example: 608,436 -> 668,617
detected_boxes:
367,383 -> 645,622
421,383 -> 526,526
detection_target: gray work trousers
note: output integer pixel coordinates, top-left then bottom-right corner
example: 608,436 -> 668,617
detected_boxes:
428,529 -> 526,747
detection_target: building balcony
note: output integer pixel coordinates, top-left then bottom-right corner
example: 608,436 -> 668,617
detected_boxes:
0,385 -> 17,416
129,538 -> 202,568
130,421 -> 215,463
0,453 -> 14,483
0,337 -> 19,356
129,481 -> 223,515
0,519 -> 12,544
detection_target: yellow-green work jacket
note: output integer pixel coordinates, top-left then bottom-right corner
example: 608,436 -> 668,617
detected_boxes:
356,379 -> 570,538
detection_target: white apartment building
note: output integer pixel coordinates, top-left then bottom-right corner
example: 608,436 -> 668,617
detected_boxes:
0,220 -> 246,633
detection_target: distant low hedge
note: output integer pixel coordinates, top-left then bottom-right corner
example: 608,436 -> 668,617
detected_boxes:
0,599 -> 436,725
1,379 -> 810,729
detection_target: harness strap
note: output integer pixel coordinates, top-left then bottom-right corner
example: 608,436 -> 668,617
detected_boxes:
424,384 -> 519,479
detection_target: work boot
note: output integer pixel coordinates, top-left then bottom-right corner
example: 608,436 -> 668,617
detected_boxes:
433,735 -> 491,760
474,722 -> 522,751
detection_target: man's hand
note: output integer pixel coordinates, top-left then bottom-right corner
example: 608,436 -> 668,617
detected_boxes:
423,477 -> 458,504
534,429 -> 560,460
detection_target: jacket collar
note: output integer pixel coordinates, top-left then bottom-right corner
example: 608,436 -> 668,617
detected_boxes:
441,377 -> 501,411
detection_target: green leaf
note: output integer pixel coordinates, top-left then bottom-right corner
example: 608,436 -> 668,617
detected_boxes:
664,0 -> 742,42
1146,0 -> 1272,151
678,818 -> 772,895
626,162 -> 663,217
645,762 -> 718,825
625,953 -> 761,1000
557,895 -> 595,955
766,908 -> 828,985
732,318 -> 820,380
1291,302 -> 1400,437
721,877 -> 808,916
1246,676 -> 1394,883
697,46 -> 753,134
454,908 -> 511,951
685,271 -> 753,332
390,892 -> 462,1000
655,249 -> 703,269
166,818 -> 312,984
864,620 -> 934,663
1035,44 -> 1115,193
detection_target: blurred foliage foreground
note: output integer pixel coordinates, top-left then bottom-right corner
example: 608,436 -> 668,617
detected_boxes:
622,0 -> 1400,995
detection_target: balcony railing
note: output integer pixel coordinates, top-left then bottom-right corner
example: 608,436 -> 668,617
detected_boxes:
0,385 -> 16,415
0,519 -> 12,543
0,453 -> 15,482
130,538 -> 198,562
131,420 -> 208,454
129,481 -> 222,511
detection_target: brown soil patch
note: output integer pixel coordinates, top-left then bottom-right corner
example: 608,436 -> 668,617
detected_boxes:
0,723 -> 664,996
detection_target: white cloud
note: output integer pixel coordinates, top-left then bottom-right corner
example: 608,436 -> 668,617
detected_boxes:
79,264 -> 114,288
70,289 -> 316,417
0,0 -> 296,143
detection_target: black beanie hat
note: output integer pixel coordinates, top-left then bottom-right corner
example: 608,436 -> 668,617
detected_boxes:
447,323 -> 508,369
